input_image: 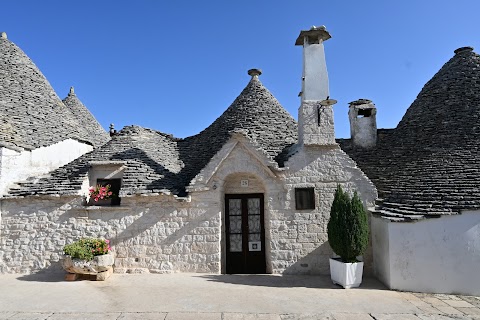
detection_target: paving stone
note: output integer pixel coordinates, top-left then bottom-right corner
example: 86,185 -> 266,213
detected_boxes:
445,296 -> 464,301
405,299 -> 441,314
47,313 -> 121,320
422,297 -> 450,307
417,314 -> 473,320
280,314 -> 333,320
456,308 -> 480,316
0,312 -> 17,319
444,300 -> 476,308
165,312 -> 221,320
401,293 -> 425,302
370,314 -> 420,320
223,313 -> 282,320
117,313 -> 168,320
331,313 -> 373,319
460,297 -> 480,308
433,306 -> 465,315
433,294 -> 454,300
7,313 -> 52,320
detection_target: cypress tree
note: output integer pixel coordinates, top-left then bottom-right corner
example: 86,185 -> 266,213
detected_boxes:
327,185 -> 369,263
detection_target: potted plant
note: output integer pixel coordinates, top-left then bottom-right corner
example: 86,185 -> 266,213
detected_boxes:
62,238 -> 114,280
87,184 -> 114,206
327,185 -> 369,288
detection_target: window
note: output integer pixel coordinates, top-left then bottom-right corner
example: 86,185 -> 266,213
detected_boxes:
96,178 -> 121,206
295,188 -> 315,210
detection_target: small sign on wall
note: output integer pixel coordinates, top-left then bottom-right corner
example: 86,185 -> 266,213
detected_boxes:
249,241 -> 261,251
240,179 -> 249,187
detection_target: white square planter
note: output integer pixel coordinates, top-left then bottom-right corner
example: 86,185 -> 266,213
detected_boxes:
329,258 -> 364,289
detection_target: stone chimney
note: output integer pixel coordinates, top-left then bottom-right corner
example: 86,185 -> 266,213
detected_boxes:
295,26 -> 336,146
348,99 -> 377,148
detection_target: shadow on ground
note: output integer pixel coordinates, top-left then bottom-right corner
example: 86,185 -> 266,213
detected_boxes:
200,274 -> 387,290
16,272 -> 65,282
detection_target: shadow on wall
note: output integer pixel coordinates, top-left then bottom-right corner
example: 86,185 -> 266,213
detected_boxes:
282,242 -> 333,276
282,241 -> 373,277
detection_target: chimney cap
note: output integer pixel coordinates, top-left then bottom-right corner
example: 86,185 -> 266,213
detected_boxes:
454,46 -> 474,54
295,25 -> 331,46
248,69 -> 262,77
0,32 -> 7,39
349,99 -> 373,106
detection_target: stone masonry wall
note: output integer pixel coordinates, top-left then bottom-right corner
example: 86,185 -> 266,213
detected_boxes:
0,192 -> 222,274
0,139 -> 377,275
194,138 -> 377,275
277,145 -> 377,275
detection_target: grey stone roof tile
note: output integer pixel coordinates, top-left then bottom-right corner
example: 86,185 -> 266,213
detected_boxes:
5,75 -> 298,197
62,88 -> 110,147
339,48 -> 480,220
0,36 -> 100,149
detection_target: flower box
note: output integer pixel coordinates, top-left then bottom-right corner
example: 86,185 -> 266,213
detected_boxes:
62,238 -> 114,280
62,252 -> 114,275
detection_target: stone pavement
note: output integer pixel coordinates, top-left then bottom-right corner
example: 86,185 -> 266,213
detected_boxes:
0,273 -> 479,320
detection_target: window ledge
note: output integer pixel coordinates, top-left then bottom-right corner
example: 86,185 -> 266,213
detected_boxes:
70,205 -> 132,213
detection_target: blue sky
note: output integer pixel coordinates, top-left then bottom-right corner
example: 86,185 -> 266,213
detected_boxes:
2,1 -> 480,138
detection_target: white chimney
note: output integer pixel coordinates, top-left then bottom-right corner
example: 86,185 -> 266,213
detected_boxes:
348,99 -> 377,148
295,26 -> 336,146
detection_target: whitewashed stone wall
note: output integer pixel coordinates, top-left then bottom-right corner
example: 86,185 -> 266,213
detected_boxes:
0,192 -> 222,274
276,145 -> 377,275
0,137 -> 376,275
0,139 -> 93,195
372,210 -> 480,296
194,137 -> 377,275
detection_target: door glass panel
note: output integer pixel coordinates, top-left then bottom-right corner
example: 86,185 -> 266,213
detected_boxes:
249,233 -> 261,242
229,199 -> 241,216
248,215 -> 260,233
229,216 -> 242,233
247,198 -> 260,215
247,198 -> 261,250
229,234 -> 242,252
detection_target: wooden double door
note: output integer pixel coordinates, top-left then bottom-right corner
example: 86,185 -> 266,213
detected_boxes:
225,194 -> 266,274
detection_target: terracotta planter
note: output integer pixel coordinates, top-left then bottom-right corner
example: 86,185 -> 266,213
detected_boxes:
329,257 -> 364,289
62,253 -> 114,275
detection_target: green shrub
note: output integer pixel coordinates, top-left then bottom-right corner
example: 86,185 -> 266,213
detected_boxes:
63,238 -> 111,261
327,185 -> 369,263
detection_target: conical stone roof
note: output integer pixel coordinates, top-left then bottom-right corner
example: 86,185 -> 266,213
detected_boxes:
179,74 -> 298,188
63,87 -> 110,147
0,35 -> 97,150
391,46 -> 480,149
339,47 -> 480,219
6,72 -> 299,197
